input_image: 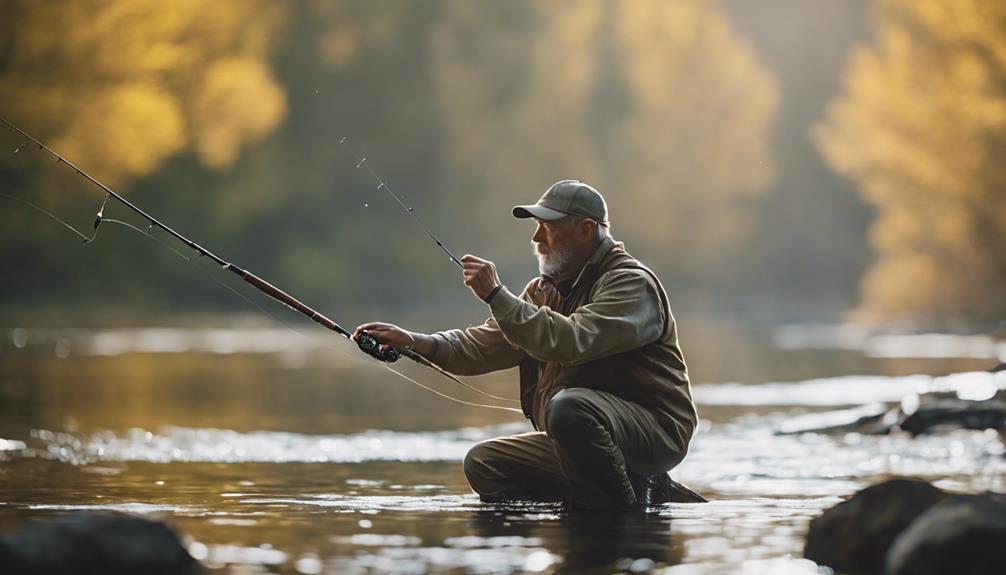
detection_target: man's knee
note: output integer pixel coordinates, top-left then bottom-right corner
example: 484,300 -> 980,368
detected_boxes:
546,388 -> 598,442
463,441 -> 495,490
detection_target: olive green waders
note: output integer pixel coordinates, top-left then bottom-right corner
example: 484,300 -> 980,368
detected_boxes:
464,387 -> 689,508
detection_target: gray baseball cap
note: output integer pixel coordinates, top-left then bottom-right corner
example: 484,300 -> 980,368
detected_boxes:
512,180 -> 609,225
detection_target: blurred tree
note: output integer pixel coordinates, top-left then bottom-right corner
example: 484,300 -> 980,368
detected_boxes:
430,0 -> 778,301
816,0 -> 1006,323
0,0 -> 290,315
717,0 -> 871,322
615,1 -> 778,289
0,0 -> 289,186
5,0 -> 883,328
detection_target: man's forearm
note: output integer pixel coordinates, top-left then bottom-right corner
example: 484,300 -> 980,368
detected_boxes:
419,321 -> 528,375
487,270 -> 664,365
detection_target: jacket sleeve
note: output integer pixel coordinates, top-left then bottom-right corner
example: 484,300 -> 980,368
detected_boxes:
427,280 -> 537,375
429,317 -> 529,375
487,269 -> 665,366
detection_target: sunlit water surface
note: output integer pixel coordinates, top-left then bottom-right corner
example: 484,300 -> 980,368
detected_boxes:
1,324 -> 1003,574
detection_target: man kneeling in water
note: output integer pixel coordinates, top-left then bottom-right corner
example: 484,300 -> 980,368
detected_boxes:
356,180 -> 703,509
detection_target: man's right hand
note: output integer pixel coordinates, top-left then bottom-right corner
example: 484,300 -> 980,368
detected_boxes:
353,322 -> 417,349
354,322 -> 440,360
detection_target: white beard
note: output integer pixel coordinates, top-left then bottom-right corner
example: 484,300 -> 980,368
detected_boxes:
531,241 -> 574,277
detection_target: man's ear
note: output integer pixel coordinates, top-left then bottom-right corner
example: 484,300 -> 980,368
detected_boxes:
579,219 -> 596,241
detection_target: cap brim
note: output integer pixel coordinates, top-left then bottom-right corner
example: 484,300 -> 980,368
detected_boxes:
512,204 -> 567,220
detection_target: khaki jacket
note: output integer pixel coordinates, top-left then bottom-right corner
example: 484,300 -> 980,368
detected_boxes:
431,236 -> 696,440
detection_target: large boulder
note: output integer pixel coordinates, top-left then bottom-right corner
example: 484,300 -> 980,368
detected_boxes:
0,512 -> 202,575
804,478 -> 948,573
886,495 -> 1006,575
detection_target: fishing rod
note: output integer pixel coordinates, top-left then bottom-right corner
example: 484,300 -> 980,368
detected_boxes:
339,137 -> 463,270
335,138 -> 524,404
2,118 -> 394,354
1,117 -> 519,408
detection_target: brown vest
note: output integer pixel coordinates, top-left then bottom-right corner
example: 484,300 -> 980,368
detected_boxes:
519,243 -> 697,443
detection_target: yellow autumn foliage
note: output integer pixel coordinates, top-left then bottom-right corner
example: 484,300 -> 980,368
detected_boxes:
816,0 -> 1006,322
191,58 -> 287,169
52,83 -> 186,183
0,0 -> 289,187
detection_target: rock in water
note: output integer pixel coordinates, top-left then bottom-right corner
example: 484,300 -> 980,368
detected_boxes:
0,512 -> 202,575
803,478 -> 948,573
886,496 -> 1006,575
900,398 -> 1006,436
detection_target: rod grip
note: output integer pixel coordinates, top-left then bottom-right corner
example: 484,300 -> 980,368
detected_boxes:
241,270 -> 305,311
238,269 -> 348,336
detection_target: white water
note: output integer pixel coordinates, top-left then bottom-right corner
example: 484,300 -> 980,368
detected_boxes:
4,327 -> 1004,575
773,324 -> 1006,360
11,372 -> 1004,498
693,370 -> 1005,406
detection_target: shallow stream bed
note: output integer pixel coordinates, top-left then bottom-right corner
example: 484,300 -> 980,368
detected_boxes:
1,324 -> 1003,574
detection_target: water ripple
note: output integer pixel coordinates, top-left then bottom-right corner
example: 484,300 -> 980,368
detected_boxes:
25,502 -> 199,514
11,409 -> 1005,500
238,494 -> 488,513
21,422 -> 529,465
679,417 -> 1006,495
694,370 -> 1005,406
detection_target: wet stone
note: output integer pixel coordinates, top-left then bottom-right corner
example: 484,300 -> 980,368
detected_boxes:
803,478 -> 948,573
778,394 -> 1006,438
900,398 -> 1006,436
0,511 -> 202,575
886,495 -> 1006,575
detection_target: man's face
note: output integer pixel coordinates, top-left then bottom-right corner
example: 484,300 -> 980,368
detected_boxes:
530,217 -> 578,277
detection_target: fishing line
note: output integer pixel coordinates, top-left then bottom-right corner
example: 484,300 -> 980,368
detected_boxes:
332,136 -> 520,403
2,120 -> 519,411
338,136 -> 463,269
379,362 -> 523,413
0,190 -> 311,339
102,218 -> 192,261
0,192 -> 91,242
103,215 -> 310,337
399,348 -> 519,403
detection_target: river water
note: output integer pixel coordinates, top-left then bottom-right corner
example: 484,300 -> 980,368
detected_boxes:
1,322 -> 1004,574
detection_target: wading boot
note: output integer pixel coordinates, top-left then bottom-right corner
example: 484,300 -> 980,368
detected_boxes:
632,473 -> 708,505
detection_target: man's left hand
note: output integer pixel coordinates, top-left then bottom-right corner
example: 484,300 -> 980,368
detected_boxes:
461,254 -> 502,303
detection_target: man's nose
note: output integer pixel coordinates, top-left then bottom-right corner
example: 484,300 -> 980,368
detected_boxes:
532,222 -> 546,242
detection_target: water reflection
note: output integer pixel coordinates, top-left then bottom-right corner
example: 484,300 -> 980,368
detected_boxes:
773,324 -> 1006,360
16,424 -> 524,465
468,510 -> 685,573
9,406 -> 1002,496
1,324 -> 1003,574
694,370 -> 1005,406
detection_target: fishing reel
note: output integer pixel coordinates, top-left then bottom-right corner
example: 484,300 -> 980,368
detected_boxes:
357,331 -> 400,363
